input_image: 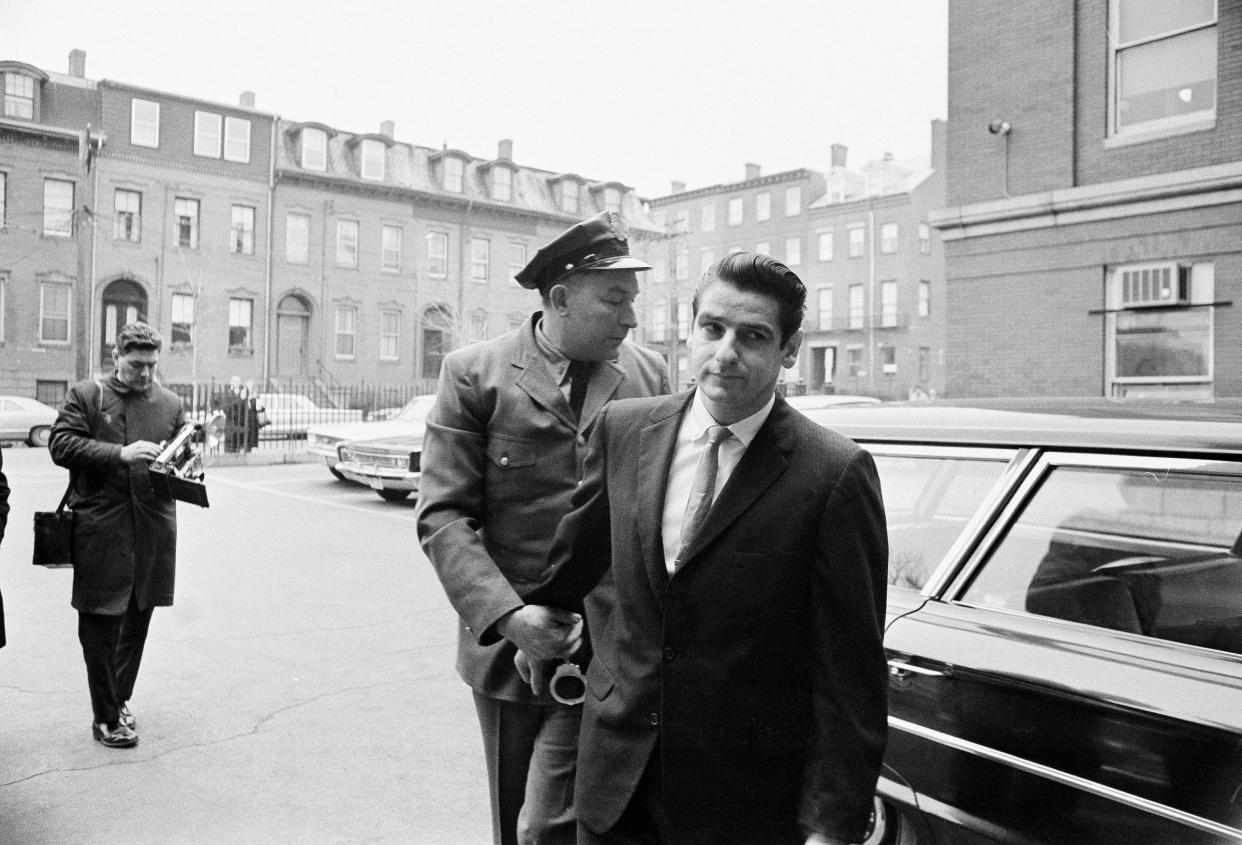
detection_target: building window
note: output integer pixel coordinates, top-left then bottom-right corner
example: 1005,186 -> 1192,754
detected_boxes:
603,187 -> 622,213
492,166 -> 512,201
677,301 -> 691,341
1109,0 -> 1217,137
784,237 -> 801,266
427,231 -> 448,277
336,220 -> 359,268
561,179 -> 579,214
380,310 -> 400,361
701,204 -> 715,232
848,224 -> 865,258
880,280 -> 898,327
700,248 -> 715,276
230,205 -> 255,255
652,298 -> 667,342
174,198 -> 199,249
422,306 -> 453,379
880,222 -> 899,254
675,248 -> 688,281
224,117 -> 251,163
286,213 -> 309,264
673,210 -> 689,234
848,284 -> 864,330
470,311 -> 488,343
131,99 -> 159,148
918,346 -> 930,383
382,225 -> 402,273
114,189 -> 141,242
228,298 -> 253,352
0,172 -> 6,226
43,179 -> 74,237
755,241 -> 770,257
40,282 -> 71,343
301,127 -> 327,170
728,197 -> 743,226
444,157 -> 464,193
3,73 -> 34,119
817,230 -> 834,261
509,242 -> 527,285
847,345 -> 863,377
471,238 -> 490,281
194,111 -> 222,158
1108,262 -> 1213,396
919,222 -> 931,254
0,275 -> 5,343
171,293 -> 194,346
334,306 -> 356,358
881,345 -> 897,375
756,193 -> 770,222
360,139 -> 385,180
817,285 -> 833,331
918,280 -> 931,317
785,186 -> 801,216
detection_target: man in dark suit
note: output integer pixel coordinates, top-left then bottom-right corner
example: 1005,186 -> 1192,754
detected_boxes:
417,212 -> 670,845
516,253 -> 889,844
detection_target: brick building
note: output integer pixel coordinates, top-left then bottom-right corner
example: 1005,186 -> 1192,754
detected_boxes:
646,122 -> 946,400
932,1 -> 1241,398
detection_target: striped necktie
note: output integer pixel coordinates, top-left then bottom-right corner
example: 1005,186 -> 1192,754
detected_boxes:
675,424 -> 733,567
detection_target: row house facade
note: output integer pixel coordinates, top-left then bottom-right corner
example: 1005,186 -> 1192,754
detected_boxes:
932,0 -> 1241,398
0,49 -> 659,400
645,121 -> 946,400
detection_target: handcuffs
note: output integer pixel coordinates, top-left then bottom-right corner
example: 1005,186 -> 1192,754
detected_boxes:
549,659 -> 587,706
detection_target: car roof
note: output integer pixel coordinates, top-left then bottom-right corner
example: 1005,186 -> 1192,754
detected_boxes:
800,397 -> 1242,455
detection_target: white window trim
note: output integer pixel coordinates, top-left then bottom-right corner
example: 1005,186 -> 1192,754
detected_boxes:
39,282 -> 72,345
379,310 -> 401,361
301,128 -> 327,171
336,219 -> 359,268
381,225 -> 403,273
194,111 -> 222,158
427,231 -> 449,278
334,306 -> 357,360
360,139 -> 385,181
224,117 -> 251,163
131,99 -> 160,148
286,212 -> 310,264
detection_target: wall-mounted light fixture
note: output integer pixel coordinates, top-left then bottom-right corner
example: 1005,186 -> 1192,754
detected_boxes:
988,119 -> 1011,135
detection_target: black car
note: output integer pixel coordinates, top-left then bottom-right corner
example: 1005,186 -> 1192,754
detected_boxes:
801,399 -> 1242,845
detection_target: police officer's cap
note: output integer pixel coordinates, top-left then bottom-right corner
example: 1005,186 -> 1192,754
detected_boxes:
515,211 -> 652,292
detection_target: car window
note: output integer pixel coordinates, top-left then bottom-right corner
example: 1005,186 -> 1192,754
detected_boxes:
962,465 -> 1242,655
398,396 -> 435,424
0,399 -> 17,412
872,452 -> 1010,591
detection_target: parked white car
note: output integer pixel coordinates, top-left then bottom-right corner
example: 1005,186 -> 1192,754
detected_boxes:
0,395 -> 59,446
305,394 -> 435,480
256,393 -> 365,440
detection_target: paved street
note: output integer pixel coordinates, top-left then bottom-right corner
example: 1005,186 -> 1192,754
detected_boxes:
0,445 -> 490,845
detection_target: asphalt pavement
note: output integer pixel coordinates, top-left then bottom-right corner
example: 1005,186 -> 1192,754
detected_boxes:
0,445 -> 491,845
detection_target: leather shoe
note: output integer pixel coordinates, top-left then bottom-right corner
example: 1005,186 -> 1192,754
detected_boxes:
119,704 -> 136,730
92,722 -> 138,748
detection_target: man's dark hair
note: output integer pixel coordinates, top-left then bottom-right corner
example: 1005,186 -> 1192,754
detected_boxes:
693,252 -> 807,344
115,322 -> 163,354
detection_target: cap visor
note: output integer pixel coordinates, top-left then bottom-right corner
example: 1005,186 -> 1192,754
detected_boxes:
575,256 -> 653,273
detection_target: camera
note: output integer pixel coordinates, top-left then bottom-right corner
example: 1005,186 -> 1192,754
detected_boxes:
148,412 -> 225,508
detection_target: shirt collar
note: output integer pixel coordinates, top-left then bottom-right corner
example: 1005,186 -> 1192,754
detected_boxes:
687,390 -> 775,449
534,316 -> 573,384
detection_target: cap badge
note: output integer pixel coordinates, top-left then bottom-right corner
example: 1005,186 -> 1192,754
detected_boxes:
605,211 -> 628,242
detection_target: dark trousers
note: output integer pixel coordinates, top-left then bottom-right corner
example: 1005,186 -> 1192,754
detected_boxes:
579,746 -> 668,845
473,691 -> 581,845
78,593 -> 154,727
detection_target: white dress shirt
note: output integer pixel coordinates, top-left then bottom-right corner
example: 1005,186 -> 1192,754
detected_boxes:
661,391 -> 776,572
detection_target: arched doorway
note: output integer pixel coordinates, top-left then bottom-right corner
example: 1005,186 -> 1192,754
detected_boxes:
421,305 -> 454,380
276,294 -> 312,377
100,278 -> 147,365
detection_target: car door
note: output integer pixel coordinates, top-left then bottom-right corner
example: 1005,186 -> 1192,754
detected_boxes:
883,451 -> 1242,844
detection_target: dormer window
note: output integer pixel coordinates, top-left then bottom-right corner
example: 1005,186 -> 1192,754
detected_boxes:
444,156 -> 464,193
561,179 -> 579,214
360,139 -> 385,180
603,187 -> 621,213
492,166 -> 513,202
3,73 -> 34,119
301,127 -> 327,171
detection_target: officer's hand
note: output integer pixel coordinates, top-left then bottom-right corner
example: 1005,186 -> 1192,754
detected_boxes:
496,605 -> 582,660
120,440 -> 162,463
513,650 -> 554,696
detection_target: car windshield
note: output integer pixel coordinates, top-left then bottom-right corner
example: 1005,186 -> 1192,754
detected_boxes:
397,396 -> 436,424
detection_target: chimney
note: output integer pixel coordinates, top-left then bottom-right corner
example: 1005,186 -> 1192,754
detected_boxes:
68,49 -> 86,78
498,138 -> 513,160
380,119 -> 395,138
744,163 -> 761,181
239,91 -> 256,109
930,118 -> 947,173
671,180 -> 686,194
830,143 -> 848,169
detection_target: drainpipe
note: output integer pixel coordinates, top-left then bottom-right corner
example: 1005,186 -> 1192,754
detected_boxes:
866,205 -> 876,395
262,118 -> 276,385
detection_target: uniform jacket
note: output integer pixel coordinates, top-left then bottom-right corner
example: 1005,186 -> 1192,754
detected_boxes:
417,313 -> 670,703
50,376 -> 184,614
527,391 -> 889,843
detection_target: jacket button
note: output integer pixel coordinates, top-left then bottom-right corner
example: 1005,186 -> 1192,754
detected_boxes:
648,712 -> 660,727
577,435 -> 586,446
662,647 -> 676,662
499,456 -> 509,467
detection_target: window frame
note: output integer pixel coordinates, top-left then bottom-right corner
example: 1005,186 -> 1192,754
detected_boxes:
336,219 -> 359,268
231,204 -> 256,255
301,127 -> 327,171
224,116 -> 251,163
784,236 -> 801,267
471,237 -> 491,282
509,241 -> 527,286
227,297 -> 253,353
381,224 -> 403,273
817,229 -> 834,262
174,197 -> 200,249
785,186 -> 801,217
131,99 -> 160,148
379,309 -> 400,361
114,188 -> 142,242
360,139 -> 385,180
3,72 -> 35,119
755,192 -> 771,222
285,212 -> 310,264
334,305 -> 357,359
170,292 -> 195,347
444,157 -> 464,193
728,197 -> 743,226
427,231 -> 449,278
880,222 -> 899,254
194,111 -> 222,158
848,224 -> 866,258
43,178 -> 74,238
39,281 -> 72,344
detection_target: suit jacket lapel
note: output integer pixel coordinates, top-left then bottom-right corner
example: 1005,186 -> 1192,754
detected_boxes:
579,359 -> 624,432
638,391 -> 694,596
675,398 -> 796,571
511,321 -> 577,430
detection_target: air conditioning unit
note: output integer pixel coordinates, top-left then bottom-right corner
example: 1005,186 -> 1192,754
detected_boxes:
882,363 -> 898,375
1119,263 -> 1190,307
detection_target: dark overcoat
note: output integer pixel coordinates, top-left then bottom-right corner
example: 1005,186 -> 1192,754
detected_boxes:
50,376 -> 184,615
527,392 -> 890,844
416,313 -> 670,703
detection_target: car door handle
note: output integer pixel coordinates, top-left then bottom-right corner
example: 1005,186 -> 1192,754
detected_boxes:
887,658 -> 952,680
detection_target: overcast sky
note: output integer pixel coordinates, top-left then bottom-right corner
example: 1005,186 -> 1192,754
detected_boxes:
3,0 -> 947,199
